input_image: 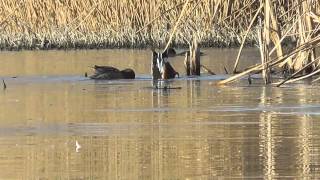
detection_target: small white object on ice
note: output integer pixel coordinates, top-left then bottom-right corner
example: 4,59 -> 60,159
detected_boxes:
76,140 -> 81,152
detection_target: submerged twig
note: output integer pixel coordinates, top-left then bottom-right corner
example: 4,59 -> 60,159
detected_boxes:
2,79 -> 6,90
154,86 -> 182,90
248,74 -> 252,85
224,66 -> 229,74
201,65 -> 215,75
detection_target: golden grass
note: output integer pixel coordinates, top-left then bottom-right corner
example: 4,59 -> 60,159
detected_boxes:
0,0 -> 262,49
218,0 -> 320,85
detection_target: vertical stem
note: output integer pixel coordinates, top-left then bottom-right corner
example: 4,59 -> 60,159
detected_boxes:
190,38 -> 201,75
263,0 -> 271,84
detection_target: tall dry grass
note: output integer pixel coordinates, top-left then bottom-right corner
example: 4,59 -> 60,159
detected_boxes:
218,0 -> 320,85
0,0 -> 261,49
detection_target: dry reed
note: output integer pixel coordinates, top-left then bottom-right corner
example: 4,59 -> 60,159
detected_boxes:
219,0 -> 320,85
0,0 -> 261,50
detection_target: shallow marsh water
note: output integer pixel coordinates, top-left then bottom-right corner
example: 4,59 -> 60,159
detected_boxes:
0,49 -> 320,179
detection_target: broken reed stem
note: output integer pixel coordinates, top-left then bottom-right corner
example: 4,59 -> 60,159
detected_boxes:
184,52 -> 190,75
201,65 -> 216,75
219,0 -> 320,85
190,38 -> 201,75
218,35 -> 320,85
224,67 -> 229,74
232,3 -> 263,74
276,56 -> 320,87
163,0 -> 191,52
270,13 -> 303,58
285,68 -> 320,84
262,0 -> 271,84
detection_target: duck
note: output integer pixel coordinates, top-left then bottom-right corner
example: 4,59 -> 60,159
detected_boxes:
160,61 -> 179,79
89,65 -> 135,80
152,50 -> 179,80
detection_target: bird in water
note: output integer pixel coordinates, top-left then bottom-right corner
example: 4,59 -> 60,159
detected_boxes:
151,50 -> 179,80
89,65 -> 135,80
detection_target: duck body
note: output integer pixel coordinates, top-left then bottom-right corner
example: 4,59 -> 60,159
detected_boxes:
161,61 -> 179,79
151,51 -> 179,80
90,65 -> 135,80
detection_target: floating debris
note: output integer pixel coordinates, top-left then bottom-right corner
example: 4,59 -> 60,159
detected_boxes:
2,79 -> 6,90
224,66 -> 229,74
154,86 -> 182,90
201,65 -> 216,75
248,74 -> 252,85
75,140 -> 81,153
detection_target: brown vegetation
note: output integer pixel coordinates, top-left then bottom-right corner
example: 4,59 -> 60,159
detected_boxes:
218,0 -> 320,86
0,0 -> 262,49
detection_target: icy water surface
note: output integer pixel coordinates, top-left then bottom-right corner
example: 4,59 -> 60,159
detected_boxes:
0,49 -> 320,179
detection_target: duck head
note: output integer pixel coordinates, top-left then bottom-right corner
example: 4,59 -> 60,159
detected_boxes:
120,68 -> 135,79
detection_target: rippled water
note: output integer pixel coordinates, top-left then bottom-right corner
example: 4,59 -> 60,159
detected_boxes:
0,49 -> 320,179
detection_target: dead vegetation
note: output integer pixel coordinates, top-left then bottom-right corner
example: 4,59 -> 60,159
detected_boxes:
219,0 -> 320,86
0,0 -> 260,49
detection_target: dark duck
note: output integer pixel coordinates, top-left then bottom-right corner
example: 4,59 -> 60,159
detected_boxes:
151,50 -> 179,80
89,65 -> 135,80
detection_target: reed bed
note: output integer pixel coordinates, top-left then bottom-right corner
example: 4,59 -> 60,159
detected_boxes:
0,0 -> 261,50
218,0 -> 320,86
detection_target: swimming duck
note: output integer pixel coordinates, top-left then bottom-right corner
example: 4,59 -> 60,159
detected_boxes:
89,65 -> 135,80
152,51 -> 179,80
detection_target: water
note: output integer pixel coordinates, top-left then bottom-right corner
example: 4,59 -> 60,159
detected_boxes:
0,49 -> 320,179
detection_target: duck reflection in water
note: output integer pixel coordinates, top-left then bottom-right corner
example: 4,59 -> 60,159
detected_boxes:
89,65 -> 135,80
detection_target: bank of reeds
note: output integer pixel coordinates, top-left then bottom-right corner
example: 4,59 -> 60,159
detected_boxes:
218,0 -> 320,86
0,0 -> 265,50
